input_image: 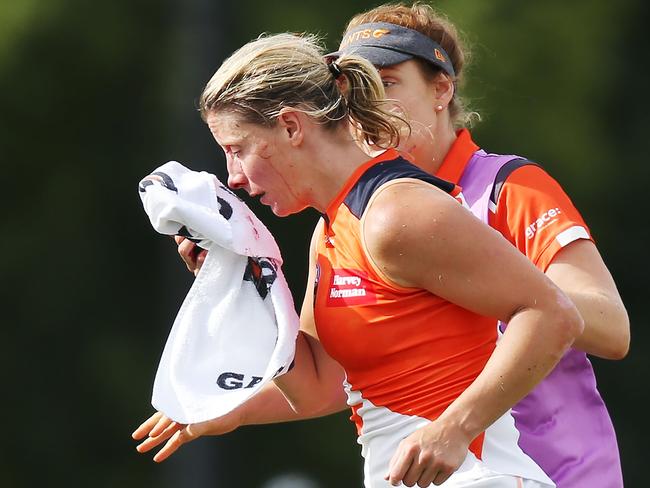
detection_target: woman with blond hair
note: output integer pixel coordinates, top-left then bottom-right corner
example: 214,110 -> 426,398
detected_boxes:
134,31 -> 584,487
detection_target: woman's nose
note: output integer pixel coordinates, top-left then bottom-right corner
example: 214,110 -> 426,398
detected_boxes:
226,158 -> 248,190
227,171 -> 248,190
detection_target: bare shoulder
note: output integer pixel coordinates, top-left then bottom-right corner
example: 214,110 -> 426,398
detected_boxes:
362,179 -> 465,288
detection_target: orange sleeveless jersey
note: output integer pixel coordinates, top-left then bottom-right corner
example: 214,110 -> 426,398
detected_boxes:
313,149 -> 498,458
437,129 -> 592,270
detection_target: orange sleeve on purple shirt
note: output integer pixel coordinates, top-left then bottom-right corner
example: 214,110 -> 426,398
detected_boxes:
488,165 -> 593,272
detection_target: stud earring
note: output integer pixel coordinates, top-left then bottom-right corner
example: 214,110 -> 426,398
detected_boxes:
435,105 -> 444,112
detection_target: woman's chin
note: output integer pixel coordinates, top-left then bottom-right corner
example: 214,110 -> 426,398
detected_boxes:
270,201 -> 306,218
272,207 -> 294,218
267,201 -> 288,217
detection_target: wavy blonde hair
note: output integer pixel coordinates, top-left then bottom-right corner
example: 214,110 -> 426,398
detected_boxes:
199,33 -> 408,148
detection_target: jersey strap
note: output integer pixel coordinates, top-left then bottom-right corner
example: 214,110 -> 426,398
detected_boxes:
489,158 -> 536,206
458,150 -> 535,224
344,157 -> 456,219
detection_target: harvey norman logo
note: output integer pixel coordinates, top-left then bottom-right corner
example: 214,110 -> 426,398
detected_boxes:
341,28 -> 391,48
526,207 -> 562,239
327,268 -> 377,307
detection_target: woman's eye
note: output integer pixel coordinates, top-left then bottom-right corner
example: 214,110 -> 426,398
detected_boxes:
382,80 -> 395,88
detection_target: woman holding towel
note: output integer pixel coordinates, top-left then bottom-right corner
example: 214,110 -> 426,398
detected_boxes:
134,31 -> 584,487
161,5 -> 629,486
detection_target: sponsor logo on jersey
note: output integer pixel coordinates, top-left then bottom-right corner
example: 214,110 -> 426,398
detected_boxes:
327,268 -> 377,307
525,207 -> 562,239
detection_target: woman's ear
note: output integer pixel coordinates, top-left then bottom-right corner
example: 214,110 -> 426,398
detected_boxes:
432,72 -> 454,108
277,108 -> 304,147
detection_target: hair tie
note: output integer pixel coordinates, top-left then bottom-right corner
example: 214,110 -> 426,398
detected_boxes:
328,61 -> 342,79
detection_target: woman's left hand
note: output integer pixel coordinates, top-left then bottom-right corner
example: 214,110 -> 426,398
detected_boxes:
384,420 -> 470,487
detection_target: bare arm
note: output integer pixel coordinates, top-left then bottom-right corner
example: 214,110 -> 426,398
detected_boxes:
273,220 -> 348,415
494,165 -> 629,360
363,181 -> 583,486
545,239 -> 629,359
134,220 -> 348,461
133,330 -> 347,462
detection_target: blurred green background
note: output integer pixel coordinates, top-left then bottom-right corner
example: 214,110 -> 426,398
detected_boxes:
2,0 -> 648,486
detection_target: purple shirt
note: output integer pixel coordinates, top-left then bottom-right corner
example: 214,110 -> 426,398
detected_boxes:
458,149 -> 623,487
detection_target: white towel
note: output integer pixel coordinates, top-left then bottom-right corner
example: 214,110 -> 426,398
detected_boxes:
138,161 -> 299,424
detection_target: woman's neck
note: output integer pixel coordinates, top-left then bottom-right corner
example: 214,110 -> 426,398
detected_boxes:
420,121 -> 458,175
301,137 -> 374,214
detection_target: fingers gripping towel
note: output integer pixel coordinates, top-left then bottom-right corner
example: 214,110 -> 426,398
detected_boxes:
138,161 -> 299,424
